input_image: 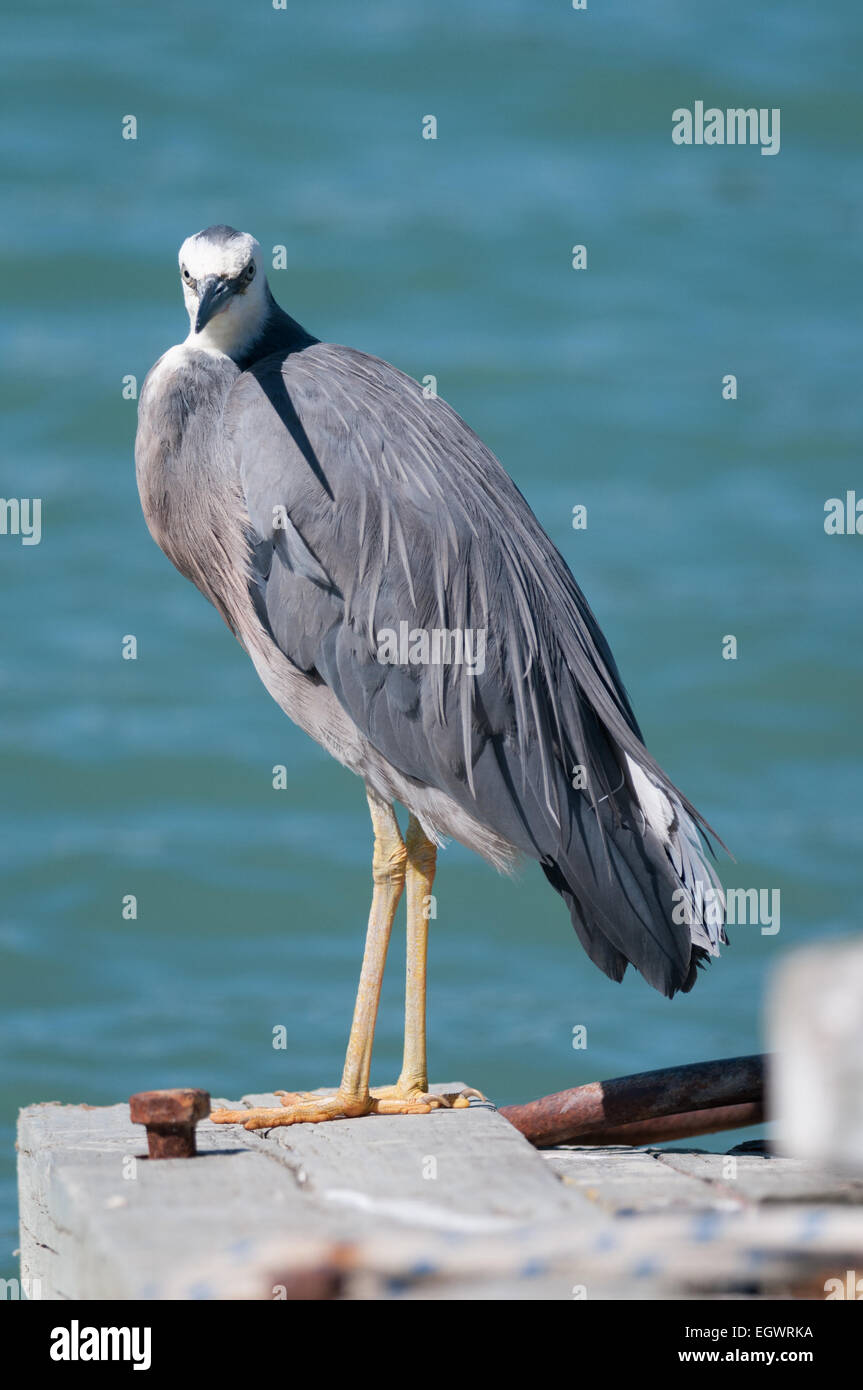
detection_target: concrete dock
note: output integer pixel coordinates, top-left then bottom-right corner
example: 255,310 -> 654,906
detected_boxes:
17,1086 -> 863,1300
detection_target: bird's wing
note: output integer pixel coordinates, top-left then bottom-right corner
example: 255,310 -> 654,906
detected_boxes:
226,342 -> 723,996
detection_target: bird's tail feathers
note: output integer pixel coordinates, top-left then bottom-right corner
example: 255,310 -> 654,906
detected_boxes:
542,752 -> 726,999
624,754 -> 726,960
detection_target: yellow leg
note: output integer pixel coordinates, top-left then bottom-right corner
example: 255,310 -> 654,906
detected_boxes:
372,815 -> 438,1106
400,813 -> 435,1091
370,816 -> 476,1112
337,789 -> 406,1101
212,788 -> 417,1130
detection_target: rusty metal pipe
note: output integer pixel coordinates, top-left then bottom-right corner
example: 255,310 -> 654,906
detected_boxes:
566,1100 -> 764,1147
500,1054 -> 766,1148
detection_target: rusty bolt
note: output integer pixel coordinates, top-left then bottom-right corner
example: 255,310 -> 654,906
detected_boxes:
129,1088 -> 210,1159
270,1264 -> 346,1301
269,1244 -> 356,1300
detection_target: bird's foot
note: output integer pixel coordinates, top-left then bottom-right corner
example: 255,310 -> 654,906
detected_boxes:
272,1084 -> 456,1117
210,1083 -> 487,1130
210,1090 -> 374,1131
369,1081 -> 485,1112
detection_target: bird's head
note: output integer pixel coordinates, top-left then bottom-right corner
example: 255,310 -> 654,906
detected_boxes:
178,225 -> 268,358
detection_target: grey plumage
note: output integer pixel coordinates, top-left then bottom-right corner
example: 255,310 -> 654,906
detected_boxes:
136,226 -> 725,1001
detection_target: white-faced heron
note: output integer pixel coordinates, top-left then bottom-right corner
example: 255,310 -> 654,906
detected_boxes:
135,225 -> 725,1130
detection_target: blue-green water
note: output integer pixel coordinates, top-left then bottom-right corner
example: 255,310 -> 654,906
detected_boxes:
2,2 -> 861,1277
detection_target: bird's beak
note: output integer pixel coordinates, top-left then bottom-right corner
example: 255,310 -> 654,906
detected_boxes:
194,275 -> 234,333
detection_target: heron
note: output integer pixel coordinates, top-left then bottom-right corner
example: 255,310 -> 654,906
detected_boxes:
135,225 -> 725,1131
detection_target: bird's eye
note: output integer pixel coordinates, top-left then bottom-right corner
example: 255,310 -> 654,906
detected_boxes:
181,266 -> 192,283
245,261 -> 256,281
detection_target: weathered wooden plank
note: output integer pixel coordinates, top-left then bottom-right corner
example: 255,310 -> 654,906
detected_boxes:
18,1101 -> 320,1300
540,1146 -> 746,1215
657,1150 -> 863,1206
19,1098 -> 863,1300
770,939 -> 863,1174
233,1089 -> 581,1228
18,1089 -> 605,1300
557,1203 -> 863,1300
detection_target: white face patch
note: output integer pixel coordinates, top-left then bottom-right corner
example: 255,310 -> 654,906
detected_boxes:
176,227 -> 270,359
178,229 -> 260,283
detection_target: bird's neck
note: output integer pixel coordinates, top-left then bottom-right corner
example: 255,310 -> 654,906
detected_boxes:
232,287 -> 318,371
186,286 -> 317,371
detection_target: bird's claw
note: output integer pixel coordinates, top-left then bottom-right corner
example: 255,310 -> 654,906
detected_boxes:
210,1092 -> 373,1130
369,1082 -> 485,1111
209,1083 -> 484,1129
